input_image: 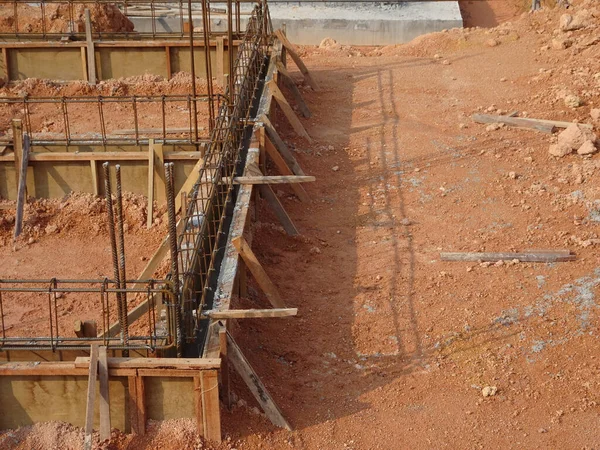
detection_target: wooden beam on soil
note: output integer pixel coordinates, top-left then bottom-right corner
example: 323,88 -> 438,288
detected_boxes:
204,308 -> 298,319
267,80 -> 312,143
472,114 -> 593,133
234,175 -> 315,185
226,331 -> 291,430
83,344 -> 99,450
232,236 -> 286,308
274,29 -> 319,91
276,61 -> 311,118
440,250 -> 575,263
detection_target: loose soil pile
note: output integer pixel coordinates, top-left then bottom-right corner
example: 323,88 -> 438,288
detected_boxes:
0,3 -> 133,34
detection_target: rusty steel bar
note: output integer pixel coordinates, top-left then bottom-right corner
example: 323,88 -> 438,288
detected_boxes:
114,164 -> 130,351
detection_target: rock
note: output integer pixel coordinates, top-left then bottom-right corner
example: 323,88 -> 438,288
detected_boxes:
486,38 -> 500,47
552,37 -> 573,49
332,166 -> 339,172
45,224 -> 58,234
549,143 -> 572,157
486,123 -> 504,132
482,386 -> 498,397
558,123 -> 597,150
559,13 -> 586,31
591,108 -> 600,121
442,60 -> 451,65
27,237 -> 35,245
577,140 -> 597,155
508,171 -> 517,179
564,94 -> 582,108
500,77 -> 507,82
309,246 -> 321,255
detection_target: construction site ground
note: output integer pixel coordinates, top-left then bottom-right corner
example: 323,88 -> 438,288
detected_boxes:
2,0 -> 600,448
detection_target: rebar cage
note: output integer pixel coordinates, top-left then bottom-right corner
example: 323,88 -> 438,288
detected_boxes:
0,278 -> 177,351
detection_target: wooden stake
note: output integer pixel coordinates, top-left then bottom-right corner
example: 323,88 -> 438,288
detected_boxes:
268,80 -> 312,143
128,376 -> 139,434
80,46 -> 88,82
232,236 -> 286,308
84,9 -> 96,85
204,308 -> 298,319
274,29 -> 319,91
227,331 -> 291,430
13,133 -> 29,240
276,61 -> 311,118
147,139 -> 156,229
194,376 -> 204,435
135,376 -> 146,434
1,47 -> 9,82
11,119 -> 23,192
165,46 -> 172,80
218,327 -> 230,409
84,344 -> 99,450
98,346 -> 111,442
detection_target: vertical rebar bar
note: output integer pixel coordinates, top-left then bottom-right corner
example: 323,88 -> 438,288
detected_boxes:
187,0 -> 199,145
115,164 -> 129,353
102,162 -> 127,347
165,162 -> 182,356
200,0 -> 215,131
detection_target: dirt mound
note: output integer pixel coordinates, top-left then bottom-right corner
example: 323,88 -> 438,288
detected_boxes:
0,3 -> 133,34
0,192 -> 165,246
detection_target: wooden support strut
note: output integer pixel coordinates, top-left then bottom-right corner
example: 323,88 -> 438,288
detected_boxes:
259,114 -> 306,176
233,175 -> 315,185
276,60 -> 311,118
440,251 -> 575,263
263,134 -> 310,202
84,9 -> 96,85
267,80 -> 312,143
274,29 -> 319,91
13,132 -> 30,240
226,331 -> 291,430
232,236 -> 286,308
98,346 -> 111,442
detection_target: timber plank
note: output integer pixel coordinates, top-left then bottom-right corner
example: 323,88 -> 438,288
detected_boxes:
268,80 -> 312,142
74,357 -> 221,370
98,346 -> 111,441
203,308 -> 298,319
274,29 -> 319,91
84,344 -> 99,450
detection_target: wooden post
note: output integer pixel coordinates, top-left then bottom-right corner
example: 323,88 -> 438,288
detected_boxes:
194,376 -> 204,435
216,37 -> 225,88
259,183 -> 299,236
128,375 -> 146,435
147,139 -> 155,229
2,47 -> 9,82
90,160 -> 99,196
84,344 -> 100,450
201,370 -> 221,442
80,46 -> 88,82
277,61 -> 311,118
84,9 -> 96,85
219,327 -> 230,409
154,142 -> 166,204
238,259 -> 248,297
165,46 -> 172,80
258,126 -> 266,174
98,346 -> 111,442
232,236 -> 286,308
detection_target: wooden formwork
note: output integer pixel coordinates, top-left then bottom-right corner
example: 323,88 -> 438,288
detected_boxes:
0,39 -> 238,83
0,25 -> 317,442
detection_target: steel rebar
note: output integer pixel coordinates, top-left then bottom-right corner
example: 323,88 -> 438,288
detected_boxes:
114,164 -> 130,352
165,162 -> 183,356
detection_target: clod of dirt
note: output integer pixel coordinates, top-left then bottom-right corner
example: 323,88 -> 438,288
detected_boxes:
591,108 -> 600,121
577,140 -> 598,155
319,37 -> 340,50
557,123 -> 597,151
549,142 -> 573,157
564,94 -> 582,108
482,386 -> 498,397
552,37 -> 573,49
